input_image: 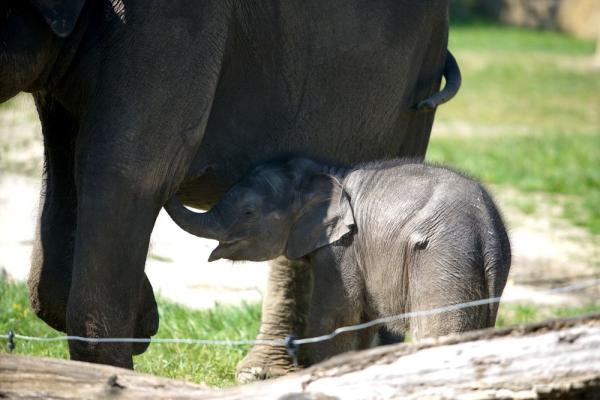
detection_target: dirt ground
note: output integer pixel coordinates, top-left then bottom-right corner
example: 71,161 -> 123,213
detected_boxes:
1,95 -> 598,308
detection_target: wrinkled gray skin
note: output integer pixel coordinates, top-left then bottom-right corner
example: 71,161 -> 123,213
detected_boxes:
166,157 -> 511,372
1,0 -> 458,369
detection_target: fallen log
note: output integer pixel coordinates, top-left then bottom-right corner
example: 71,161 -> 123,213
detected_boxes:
1,314 -> 599,399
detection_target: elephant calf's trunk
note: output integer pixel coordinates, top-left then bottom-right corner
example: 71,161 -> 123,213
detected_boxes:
164,197 -> 226,240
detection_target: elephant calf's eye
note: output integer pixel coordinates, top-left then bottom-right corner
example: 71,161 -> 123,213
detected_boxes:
242,209 -> 256,218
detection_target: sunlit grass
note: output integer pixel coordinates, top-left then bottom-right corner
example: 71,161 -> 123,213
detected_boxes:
496,303 -> 600,327
427,132 -> 600,233
449,22 -> 596,54
436,23 -> 599,136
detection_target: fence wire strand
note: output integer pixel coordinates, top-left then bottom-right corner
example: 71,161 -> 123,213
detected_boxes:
2,278 -> 599,349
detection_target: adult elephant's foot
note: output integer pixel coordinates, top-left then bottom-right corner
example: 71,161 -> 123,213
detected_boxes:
66,161 -> 168,367
132,275 -> 159,355
236,343 -> 297,383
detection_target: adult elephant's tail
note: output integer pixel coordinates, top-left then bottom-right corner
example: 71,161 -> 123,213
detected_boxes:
416,50 -> 462,111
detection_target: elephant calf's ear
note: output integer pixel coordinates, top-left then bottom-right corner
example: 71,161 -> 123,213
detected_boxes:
286,182 -> 354,259
31,0 -> 87,38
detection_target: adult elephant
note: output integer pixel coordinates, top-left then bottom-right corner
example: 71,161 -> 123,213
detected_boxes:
0,0 -> 459,370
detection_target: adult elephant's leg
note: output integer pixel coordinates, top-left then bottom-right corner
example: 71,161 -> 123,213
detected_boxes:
27,97 -> 158,351
236,257 -> 313,383
66,135 -> 190,367
298,251 -> 372,366
27,96 -> 77,333
61,2 -> 232,367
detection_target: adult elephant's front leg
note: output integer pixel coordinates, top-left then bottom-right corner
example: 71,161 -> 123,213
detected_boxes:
61,1 -> 231,366
26,97 -> 158,353
27,97 -> 77,333
66,167 -> 160,367
65,119 -> 203,366
236,257 -> 313,383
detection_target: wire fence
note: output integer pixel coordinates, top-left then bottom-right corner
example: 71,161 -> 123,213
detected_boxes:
2,278 -> 599,355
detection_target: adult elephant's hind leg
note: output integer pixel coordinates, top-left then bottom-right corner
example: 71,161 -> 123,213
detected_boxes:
236,257 -> 312,383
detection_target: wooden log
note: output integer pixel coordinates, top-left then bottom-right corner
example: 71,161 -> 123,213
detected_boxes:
1,314 -> 600,399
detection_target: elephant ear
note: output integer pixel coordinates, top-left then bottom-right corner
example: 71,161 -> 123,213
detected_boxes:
30,0 -> 87,38
286,175 -> 355,259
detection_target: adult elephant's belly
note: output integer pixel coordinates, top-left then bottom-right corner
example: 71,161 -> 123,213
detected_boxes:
178,88 -> 432,211
177,76 -> 436,210
176,1 -> 445,209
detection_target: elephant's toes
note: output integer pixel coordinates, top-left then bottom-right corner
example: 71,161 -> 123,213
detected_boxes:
132,305 -> 159,355
27,283 -> 68,333
236,366 -> 267,384
235,348 -> 297,383
132,340 -> 150,355
236,364 -> 291,384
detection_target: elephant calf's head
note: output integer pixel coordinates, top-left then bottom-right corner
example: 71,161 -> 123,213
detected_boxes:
167,158 -> 355,262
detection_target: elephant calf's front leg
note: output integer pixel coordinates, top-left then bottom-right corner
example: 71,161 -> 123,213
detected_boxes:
236,257 -> 313,383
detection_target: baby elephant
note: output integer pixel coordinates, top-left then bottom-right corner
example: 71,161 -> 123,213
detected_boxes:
166,157 -> 511,364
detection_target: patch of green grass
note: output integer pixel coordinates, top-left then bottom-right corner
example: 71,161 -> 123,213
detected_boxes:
0,277 -> 261,387
501,193 -> 538,215
427,132 -> 600,234
514,199 -> 537,215
449,22 -> 596,54
496,304 -> 539,326
496,303 -> 600,328
0,279 -> 69,360
438,24 -> 600,137
136,299 -> 261,386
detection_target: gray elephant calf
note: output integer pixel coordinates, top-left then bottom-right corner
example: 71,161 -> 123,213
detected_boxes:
167,157 -> 511,365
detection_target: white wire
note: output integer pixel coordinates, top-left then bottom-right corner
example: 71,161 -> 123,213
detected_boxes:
1,278 -> 598,348
4,335 -> 285,346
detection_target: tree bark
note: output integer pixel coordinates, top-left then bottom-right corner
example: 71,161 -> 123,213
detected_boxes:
1,314 -> 599,399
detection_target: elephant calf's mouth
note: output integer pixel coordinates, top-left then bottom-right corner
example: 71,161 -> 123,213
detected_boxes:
208,240 -> 245,262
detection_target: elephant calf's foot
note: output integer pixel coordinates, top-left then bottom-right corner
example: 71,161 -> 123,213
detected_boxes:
236,345 -> 298,383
